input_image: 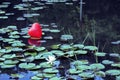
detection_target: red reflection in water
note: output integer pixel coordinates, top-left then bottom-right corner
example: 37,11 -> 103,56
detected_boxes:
28,38 -> 41,46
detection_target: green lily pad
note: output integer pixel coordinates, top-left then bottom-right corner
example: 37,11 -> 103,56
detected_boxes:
49,29 -> 60,33
11,74 -> 24,78
31,76 -> 42,80
102,60 -> 114,65
90,63 -> 105,70
65,51 -> 74,57
19,63 -> 36,69
72,60 -> 89,66
74,50 -> 87,55
1,64 -> 15,68
2,54 -> 16,59
95,52 -> 107,57
73,44 -> 84,49
11,41 -> 25,47
105,69 -> 120,76
49,77 -> 61,80
7,25 -> 17,29
43,68 -> 59,73
9,31 -> 19,35
0,49 -> 11,53
9,35 -> 20,38
111,63 -> 120,68
3,38 -> 15,42
60,34 -> 73,41
60,44 -> 72,51
4,60 -> 19,65
34,47 -> 46,51
51,50 -> 64,57
68,68 -> 82,74
50,44 -> 60,49
83,46 -> 98,51
76,65 -> 91,70
12,47 -> 23,51
43,73 -> 56,78
79,72 -> 94,78
24,51 -> 37,56
95,71 -> 106,77
39,62 -> 53,68
0,58 -> 5,62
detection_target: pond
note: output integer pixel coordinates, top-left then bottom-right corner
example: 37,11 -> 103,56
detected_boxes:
0,0 -> 120,80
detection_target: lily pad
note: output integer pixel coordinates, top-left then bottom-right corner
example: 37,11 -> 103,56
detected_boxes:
60,34 -> 73,41
102,60 -> 114,65
68,68 -> 82,74
1,64 -> 16,68
49,77 -> 62,80
43,73 -> 56,78
2,54 -> 16,59
111,63 -> 120,68
60,44 -> 72,51
39,62 -> 53,68
95,71 -> 106,77
95,52 -> 107,57
76,65 -> 91,70
31,76 -> 42,80
83,46 -> 98,51
74,50 -> 87,55
73,44 -> 84,49
43,68 -> 59,73
34,47 -> 46,51
19,63 -> 36,69
4,60 -> 19,65
90,63 -> 105,70
105,69 -> 120,76
79,72 -> 94,78
72,60 -> 89,66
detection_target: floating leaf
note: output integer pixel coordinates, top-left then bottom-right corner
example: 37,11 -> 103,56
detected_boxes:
31,76 -> 42,80
90,63 -> 105,70
79,72 -> 94,78
4,60 -> 19,65
68,68 -> 82,74
11,74 -> 24,78
39,62 -> 53,68
84,46 -> 98,51
60,34 -> 73,41
60,44 -> 72,51
2,54 -> 16,59
102,60 -> 114,65
95,52 -> 106,57
74,50 -> 87,55
19,63 -> 36,69
43,73 -> 56,78
1,64 -> 15,68
72,60 -> 89,66
50,44 -> 60,49
73,44 -> 84,49
34,47 -> 46,51
95,71 -> 106,77
105,69 -> 120,76
49,77 -> 61,80
43,68 -> 59,73
111,63 -> 120,68
76,65 -> 91,70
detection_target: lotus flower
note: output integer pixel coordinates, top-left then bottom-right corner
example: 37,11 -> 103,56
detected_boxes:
46,55 -> 56,64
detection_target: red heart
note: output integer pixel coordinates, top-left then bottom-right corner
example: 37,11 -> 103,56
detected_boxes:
28,23 -> 42,39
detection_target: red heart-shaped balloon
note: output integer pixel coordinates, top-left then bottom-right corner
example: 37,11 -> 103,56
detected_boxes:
28,23 -> 42,39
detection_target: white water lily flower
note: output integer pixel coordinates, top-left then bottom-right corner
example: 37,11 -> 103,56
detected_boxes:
46,55 -> 56,64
